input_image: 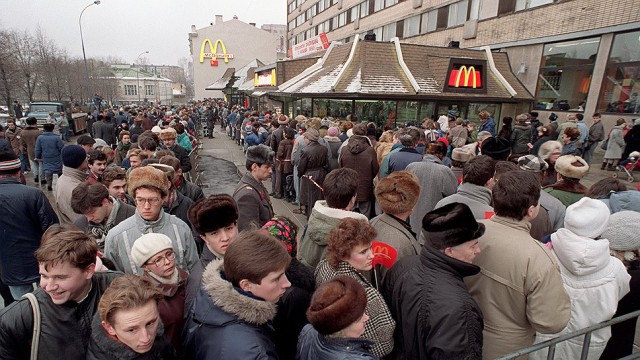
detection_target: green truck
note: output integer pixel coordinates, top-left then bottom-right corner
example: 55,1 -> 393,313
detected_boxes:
20,102 -> 88,134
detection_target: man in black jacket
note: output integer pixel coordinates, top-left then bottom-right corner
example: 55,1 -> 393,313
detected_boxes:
0,230 -> 120,360
383,202 -> 485,360
160,127 -> 192,173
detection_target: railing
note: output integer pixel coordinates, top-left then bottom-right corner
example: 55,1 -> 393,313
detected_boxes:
498,310 -> 640,359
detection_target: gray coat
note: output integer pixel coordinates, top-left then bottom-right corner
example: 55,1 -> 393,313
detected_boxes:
406,155 -> 458,235
233,172 -> 274,231
605,126 -> 626,160
435,182 -> 494,221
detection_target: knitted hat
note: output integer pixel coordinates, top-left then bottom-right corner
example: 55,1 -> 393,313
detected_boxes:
245,124 -> 253,133
306,276 -> 367,335
481,137 -> 511,160
601,211 -> 640,251
327,126 -> 340,137
61,145 -> 87,168
555,155 -> 589,179
452,147 -> 473,163
422,202 -> 485,250
564,197 -> 610,238
128,166 -> 169,198
130,233 -> 174,268
76,134 -> 96,146
518,155 -> 549,172
246,144 -> 274,164
303,127 -> 320,142
538,140 -> 563,160
0,140 -> 20,175
375,171 -> 420,214
261,216 -> 298,257
151,126 -> 162,134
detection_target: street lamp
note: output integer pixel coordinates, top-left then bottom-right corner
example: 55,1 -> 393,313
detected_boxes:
79,0 -> 100,104
136,50 -> 149,104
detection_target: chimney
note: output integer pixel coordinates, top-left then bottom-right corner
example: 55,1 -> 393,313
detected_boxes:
190,25 -> 196,32
233,15 -> 238,20
215,15 -> 223,24
249,22 -> 256,27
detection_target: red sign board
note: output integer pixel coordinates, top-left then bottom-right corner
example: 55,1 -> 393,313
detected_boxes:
448,65 -> 482,88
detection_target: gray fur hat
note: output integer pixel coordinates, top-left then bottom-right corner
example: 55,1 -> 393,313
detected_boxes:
246,144 -> 274,164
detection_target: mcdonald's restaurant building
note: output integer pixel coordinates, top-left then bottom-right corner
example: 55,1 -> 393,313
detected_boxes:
188,16 -> 280,100
273,36 -> 534,127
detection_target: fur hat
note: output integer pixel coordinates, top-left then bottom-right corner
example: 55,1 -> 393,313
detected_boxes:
555,155 -> 589,179
564,197 -> 610,238
294,115 -> 307,122
422,202 -> 485,250
307,118 -> 322,130
481,137 -> 511,160
0,140 -> 20,175
303,128 -> 320,142
307,276 -> 367,335
601,211 -> 640,251
616,118 -> 626,126
130,233 -> 173,268
277,114 -> 289,125
375,171 -> 420,214
327,126 -> 340,137
188,194 -> 238,234
452,147 -> 473,163
538,140 -> 563,160
61,145 -> 87,168
159,128 -> 177,140
261,216 -> 298,257
128,166 -> 169,198
518,155 -> 549,172
246,144 -> 274,164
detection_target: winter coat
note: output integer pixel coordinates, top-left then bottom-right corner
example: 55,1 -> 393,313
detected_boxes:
34,132 -> 63,173
163,191 -> 194,233
511,124 -> 532,155
5,127 -> 22,156
74,199 -> 136,251
601,268 -> 640,359
315,260 -> 395,358
276,138 -> 294,174
86,312 -> 177,360
298,141 -> 329,208
387,148 -> 422,175
184,246 -> 218,318
0,272 -> 121,360
587,121 -> 605,148
531,135 -> 552,158
539,190 -> 566,232
297,324 -> 377,360
339,135 -> 379,202
233,172 -> 274,231
622,124 -> 640,159
176,177 -> 204,203
379,143 -> 402,179
561,139 -> 582,156
114,142 -> 131,166
449,124 -> 468,148
382,245 -> 483,360
54,166 -> 88,225
465,216 -> 571,359
435,182 -> 494,221
245,132 -> 262,146
544,180 -> 587,207
183,260 -> 279,360
323,136 -> 342,171
406,155 -> 458,234
176,132 -> 192,152
166,144 -> 192,173
297,201 -> 368,269
0,178 -> 58,285
478,117 -> 496,137
104,210 -> 198,275
95,121 -> 116,146
605,125 -> 626,160
20,126 -> 41,161
530,229 -> 630,360
556,121 -> 578,142
144,269 -> 187,353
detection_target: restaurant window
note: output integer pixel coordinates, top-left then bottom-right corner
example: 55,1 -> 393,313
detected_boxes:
312,99 -> 353,119
421,10 -> 437,33
598,31 -> 640,114
397,101 -> 420,124
403,15 -> 421,38
124,85 -> 137,96
355,100 -> 397,127
382,22 -> 397,41
293,98 -> 313,117
467,103 -> 501,124
516,0 -> 553,11
360,0 -> 370,17
448,0 -> 468,27
535,37 -> 600,111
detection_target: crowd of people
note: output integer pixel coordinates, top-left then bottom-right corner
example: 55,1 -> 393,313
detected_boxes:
0,99 -> 640,360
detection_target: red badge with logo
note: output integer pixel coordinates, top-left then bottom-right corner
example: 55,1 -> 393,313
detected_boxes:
372,241 -> 398,269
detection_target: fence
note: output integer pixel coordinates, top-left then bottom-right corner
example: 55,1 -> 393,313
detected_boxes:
498,309 -> 640,359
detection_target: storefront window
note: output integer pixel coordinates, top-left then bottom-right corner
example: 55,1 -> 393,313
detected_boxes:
535,37 -> 600,111
292,98 -> 312,117
598,31 -> 640,114
312,99 -> 353,119
355,100 -> 396,127
467,103 -> 501,124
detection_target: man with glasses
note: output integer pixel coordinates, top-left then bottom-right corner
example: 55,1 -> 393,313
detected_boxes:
104,166 -> 198,275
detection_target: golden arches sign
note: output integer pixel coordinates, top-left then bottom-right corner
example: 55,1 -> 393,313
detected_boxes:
455,66 -> 477,88
199,39 -> 234,65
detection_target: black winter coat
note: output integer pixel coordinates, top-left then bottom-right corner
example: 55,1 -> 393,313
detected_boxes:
298,141 -> 328,208
167,144 -> 192,173
177,176 -> 204,202
339,136 -> 379,202
382,246 -> 483,360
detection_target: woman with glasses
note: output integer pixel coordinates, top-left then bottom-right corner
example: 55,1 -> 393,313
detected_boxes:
131,233 -> 186,356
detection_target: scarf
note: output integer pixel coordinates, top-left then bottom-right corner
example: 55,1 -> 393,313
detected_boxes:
89,198 -> 121,247
147,268 -> 179,285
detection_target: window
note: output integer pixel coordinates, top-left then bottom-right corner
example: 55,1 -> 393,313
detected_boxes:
355,100 -> 397,127
313,99 -> 353,118
385,0 -> 398,7
421,10 -> 437,33
288,19 -> 296,30
374,0 -> 384,12
124,85 -> 137,96
382,22 -> 397,41
333,11 -> 347,28
350,6 -> 359,22
437,6 -> 449,30
145,85 -> 153,96
468,0 -> 481,20
297,13 -> 305,26
372,26 -> 383,41
448,0 -> 468,27
516,0 -> 553,11
498,0 -> 515,15
360,0 -> 370,17
288,1 -> 296,14
318,0 -> 326,12
535,37 -> 600,111
403,15 -> 420,38
598,31 -> 640,114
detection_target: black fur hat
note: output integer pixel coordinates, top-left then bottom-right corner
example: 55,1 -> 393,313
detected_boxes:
188,194 -> 239,234
422,202 -> 485,250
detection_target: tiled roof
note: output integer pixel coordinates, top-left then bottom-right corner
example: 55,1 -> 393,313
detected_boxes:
205,68 -> 235,90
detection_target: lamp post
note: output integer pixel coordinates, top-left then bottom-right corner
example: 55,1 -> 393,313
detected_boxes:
79,0 -> 100,104
135,51 -> 149,104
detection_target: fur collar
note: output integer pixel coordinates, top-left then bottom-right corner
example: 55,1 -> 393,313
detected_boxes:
544,179 -> 587,194
202,259 -> 277,325
313,200 -> 368,220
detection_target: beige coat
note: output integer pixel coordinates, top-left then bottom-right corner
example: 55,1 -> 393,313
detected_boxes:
465,216 -> 571,359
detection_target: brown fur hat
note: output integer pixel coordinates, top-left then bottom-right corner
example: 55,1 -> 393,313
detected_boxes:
375,171 -> 420,214
306,276 -> 367,335
555,155 -> 589,179
128,166 -> 169,198
307,117 -> 322,131
188,194 -> 239,234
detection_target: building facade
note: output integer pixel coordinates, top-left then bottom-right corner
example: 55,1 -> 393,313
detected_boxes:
109,65 -> 175,105
261,24 -> 288,59
189,15 -> 281,100
287,0 -> 640,126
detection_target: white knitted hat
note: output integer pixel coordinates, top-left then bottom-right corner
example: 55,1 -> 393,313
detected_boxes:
564,197 -> 610,238
601,211 -> 640,251
131,233 -> 173,268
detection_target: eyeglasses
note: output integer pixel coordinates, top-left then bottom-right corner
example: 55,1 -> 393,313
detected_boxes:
135,197 -> 162,206
146,250 -> 175,267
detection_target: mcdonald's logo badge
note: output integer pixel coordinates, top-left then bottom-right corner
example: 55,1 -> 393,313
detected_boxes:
448,65 -> 482,88
199,39 -> 234,66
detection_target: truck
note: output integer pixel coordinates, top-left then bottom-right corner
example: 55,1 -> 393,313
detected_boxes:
21,102 -> 88,134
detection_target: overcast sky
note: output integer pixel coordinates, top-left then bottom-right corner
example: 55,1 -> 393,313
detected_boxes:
0,0 -> 286,66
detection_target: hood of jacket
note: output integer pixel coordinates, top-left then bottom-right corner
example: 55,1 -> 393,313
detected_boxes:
346,135 -> 370,155
551,228 -> 616,279
196,259 -> 277,326
457,182 -> 493,205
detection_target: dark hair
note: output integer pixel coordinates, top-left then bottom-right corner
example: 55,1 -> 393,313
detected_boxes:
71,182 -> 110,214
586,178 -> 627,199
138,135 -> 158,151
26,117 -> 37,125
575,113 -> 584,121
35,230 -> 97,270
492,171 -> 540,221
118,130 -> 131,140
564,127 -> 580,141
188,194 -> 238,233
593,113 -> 601,118
502,117 -> 513,126
101,166 -> 127,187
463,155 -> 496,186
493,161 -> 518,181
323,168 -> 358,209
224,231 -> 291,285
424,142 -> 447,156
159,155 -> 181,172
87,149 -> 107,165
43,123 -> 55,132
326,218 -> 376,268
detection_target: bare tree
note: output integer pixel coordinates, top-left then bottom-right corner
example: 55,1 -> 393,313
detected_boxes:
0,29 -> 21,114
7,30 -> 38,102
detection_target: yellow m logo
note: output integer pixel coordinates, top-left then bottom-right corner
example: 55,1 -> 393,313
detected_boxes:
454,66 -> 478,88
199,39 -> 230,63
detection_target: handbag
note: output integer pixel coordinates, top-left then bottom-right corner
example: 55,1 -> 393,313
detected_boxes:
22,293 -> 41,360
601,138 -> 608,150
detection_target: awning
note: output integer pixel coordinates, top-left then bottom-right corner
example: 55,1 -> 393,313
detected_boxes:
205,68 -> 235,90
251,91 -> 267,97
